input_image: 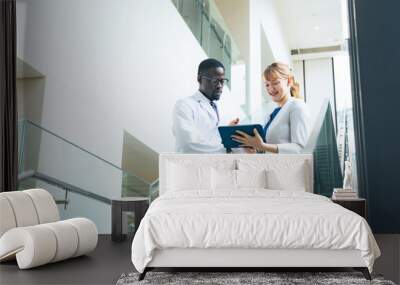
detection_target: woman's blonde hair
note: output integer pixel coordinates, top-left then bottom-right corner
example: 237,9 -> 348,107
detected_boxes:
263,62 -> 301,99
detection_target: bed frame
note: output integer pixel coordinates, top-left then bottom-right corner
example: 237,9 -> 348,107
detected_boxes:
140,248 -> 370,280
138,154 -> 371,281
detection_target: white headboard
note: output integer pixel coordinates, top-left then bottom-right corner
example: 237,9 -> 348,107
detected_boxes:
159,153 -> 313,195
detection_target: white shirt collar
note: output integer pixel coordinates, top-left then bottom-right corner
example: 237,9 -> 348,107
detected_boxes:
193,90 -> 217,105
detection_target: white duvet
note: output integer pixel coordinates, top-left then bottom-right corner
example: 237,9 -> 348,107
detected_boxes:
131,190 -> 380,273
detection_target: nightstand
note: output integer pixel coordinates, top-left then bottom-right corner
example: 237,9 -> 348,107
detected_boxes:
331,198 -> 367,218
111,197 -> 149,242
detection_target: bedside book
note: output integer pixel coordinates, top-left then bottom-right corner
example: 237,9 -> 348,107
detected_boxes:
332,188 -> 358,200
333,188 -> 356,193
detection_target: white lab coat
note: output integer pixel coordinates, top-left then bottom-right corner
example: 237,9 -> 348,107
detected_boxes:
264,97 -> 309,154
172,91 -> 225,153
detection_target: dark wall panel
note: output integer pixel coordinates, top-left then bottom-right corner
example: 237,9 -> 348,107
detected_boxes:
351,0 -> 400,233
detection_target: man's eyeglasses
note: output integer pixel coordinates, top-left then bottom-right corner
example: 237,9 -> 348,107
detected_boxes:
201,76 -> 229,86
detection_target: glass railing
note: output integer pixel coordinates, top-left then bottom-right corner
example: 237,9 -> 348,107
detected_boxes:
17,120 -> 159,233
303,100 -> 343,197
149,180 -> 159,202
19,175 -> 112,233
171,0 -> 241,87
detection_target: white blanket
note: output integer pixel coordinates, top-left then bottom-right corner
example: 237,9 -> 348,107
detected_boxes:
131,190 -> 380,272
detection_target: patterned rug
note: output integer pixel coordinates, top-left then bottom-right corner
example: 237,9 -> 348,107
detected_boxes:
116,271 -> 396,285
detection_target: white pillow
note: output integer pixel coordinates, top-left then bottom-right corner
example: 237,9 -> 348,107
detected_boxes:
166,162 -> 212,191
237,158 -> 310,192
236,169 -> 267,189
211,169 -> 236,190
266,163 -> 308,191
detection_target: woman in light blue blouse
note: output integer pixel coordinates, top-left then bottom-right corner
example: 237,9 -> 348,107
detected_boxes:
232,62 -> 309,154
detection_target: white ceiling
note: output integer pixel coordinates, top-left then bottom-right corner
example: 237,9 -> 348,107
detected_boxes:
275,0 -> 345,50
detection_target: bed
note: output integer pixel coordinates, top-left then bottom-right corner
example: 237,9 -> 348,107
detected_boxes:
131,154 -> 380,280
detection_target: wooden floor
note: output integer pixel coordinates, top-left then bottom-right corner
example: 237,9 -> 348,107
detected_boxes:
0,235 -> 133,285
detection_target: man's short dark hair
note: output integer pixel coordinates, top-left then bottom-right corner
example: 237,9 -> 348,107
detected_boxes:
198,58 -> 224,75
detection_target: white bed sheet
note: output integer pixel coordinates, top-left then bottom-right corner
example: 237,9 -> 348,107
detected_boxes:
131,190 -> 380,273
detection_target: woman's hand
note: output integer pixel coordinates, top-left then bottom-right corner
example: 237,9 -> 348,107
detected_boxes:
243,147 -> 256,154
231,128 -> 264,150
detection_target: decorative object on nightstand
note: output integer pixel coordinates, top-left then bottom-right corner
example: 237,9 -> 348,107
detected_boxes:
331,198 -> 367,218
332,160 -> 358,200
342,160 -> 353,189
332,161 -> 365,217
111,197 -> 148,242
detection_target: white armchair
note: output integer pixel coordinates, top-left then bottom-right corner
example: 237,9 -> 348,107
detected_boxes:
0,188 -> 98,269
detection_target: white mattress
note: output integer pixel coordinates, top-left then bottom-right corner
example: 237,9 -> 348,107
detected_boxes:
131,190 -> 380,273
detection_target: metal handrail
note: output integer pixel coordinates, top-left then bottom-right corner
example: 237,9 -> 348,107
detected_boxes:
55,199 -> 70,206
18,170 -> 111,205
149,179 -> 160,202
149,179 -> 159,188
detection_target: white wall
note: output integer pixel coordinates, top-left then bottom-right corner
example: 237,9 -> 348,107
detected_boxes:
17,0 -> 125,165
248,0 -> 291,115
293,58 -> 336,130
16,0 -> 244,233
213,0 -> 291,118
255,0 -> 292,64
333,55 -> 353,110
17,0 -> 244,157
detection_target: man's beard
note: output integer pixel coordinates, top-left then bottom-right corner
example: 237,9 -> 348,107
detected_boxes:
211,92 -> 221,101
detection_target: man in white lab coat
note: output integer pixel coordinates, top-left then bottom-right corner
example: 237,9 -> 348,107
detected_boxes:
172,59 -> 238,153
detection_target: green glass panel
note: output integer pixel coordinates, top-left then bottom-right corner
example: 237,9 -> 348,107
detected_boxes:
180,0 -> 203,43
313,104 -> 343,197
209,20 -> 224,63
201,12 -> 211,54
172,0 -> 233,88
222,35 -> 232,88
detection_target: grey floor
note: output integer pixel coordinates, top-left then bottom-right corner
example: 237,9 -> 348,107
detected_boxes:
0,235 -> 133,285
1,234 -> 398,285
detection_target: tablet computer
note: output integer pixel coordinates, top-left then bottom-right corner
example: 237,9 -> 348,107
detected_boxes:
218,124 -> 265,150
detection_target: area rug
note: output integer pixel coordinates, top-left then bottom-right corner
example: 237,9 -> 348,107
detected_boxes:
116,271 -> 396,285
